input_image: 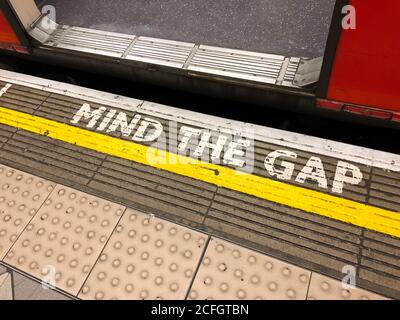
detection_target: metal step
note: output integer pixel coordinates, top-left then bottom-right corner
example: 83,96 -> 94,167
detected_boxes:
30,21 -> 306,88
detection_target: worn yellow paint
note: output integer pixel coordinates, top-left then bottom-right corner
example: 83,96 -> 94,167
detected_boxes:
0,106 -> 399,237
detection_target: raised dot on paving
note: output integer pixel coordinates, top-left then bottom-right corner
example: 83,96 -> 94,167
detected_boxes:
188,237 -> 311,300
78,208 -> 208,300
4,185 -> 125,296
0,165 -> 56,260
307,272 -> 389,300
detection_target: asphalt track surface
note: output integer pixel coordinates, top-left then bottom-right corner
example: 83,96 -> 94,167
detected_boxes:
35,0 -> 335,58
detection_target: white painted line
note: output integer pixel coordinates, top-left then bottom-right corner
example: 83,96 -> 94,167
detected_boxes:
0,70 -> 143,111
0,84 -> 11,98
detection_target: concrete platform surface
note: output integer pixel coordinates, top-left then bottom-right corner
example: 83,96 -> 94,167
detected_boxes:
0,71 -> 399,299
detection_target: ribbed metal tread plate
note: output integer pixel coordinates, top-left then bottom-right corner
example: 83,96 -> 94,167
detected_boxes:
126,36 -> 195,68
188,45 -> 291,85
42,25 -> 300,86
47,26 -> 135,58
283,57 -> 301,86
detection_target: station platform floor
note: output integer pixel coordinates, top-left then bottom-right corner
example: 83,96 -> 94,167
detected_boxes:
35,0 -> 335,58
0,70 -> 399,300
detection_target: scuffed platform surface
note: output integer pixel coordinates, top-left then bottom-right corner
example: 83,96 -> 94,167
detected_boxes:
0,164 -> 389,300
0,71 -> 399,299
79,208 -> 208,300
35,0 -> 335,58
0,264 -> 72,300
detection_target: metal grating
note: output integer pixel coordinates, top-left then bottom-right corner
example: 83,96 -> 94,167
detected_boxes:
188,45 -> 287,85
40,23 -> 303,86
47,26 -> 135,58
283,57 -> 301,86
45,26 -> 68,45
126,36 -> 195,68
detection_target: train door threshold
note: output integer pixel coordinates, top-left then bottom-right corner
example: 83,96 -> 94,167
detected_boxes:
0,70 -> 399,299
28,15 -> 305,88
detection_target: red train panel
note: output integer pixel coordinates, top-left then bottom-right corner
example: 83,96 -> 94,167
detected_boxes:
327,0 -> 400,113
0,9 -> 20,45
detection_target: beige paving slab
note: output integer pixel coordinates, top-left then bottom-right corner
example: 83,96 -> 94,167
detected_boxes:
0,264 -> 7,275
307,272 -> 389,300
79,208 -> 208,300
12,270 -> 72,300
0,164 -> 56,259
0,272 -> 13,300
189,237 -> 311,300
4,185 -> 125,296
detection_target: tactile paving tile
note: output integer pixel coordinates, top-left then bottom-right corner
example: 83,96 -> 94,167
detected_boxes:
78,208 -> 208,300
4,185 -> 125,296
0,165 -> 56,259
307,273 -> 389,300
189,237 -> 311,300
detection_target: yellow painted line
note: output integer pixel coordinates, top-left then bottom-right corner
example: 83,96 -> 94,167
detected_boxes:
0,106 -> 399,238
